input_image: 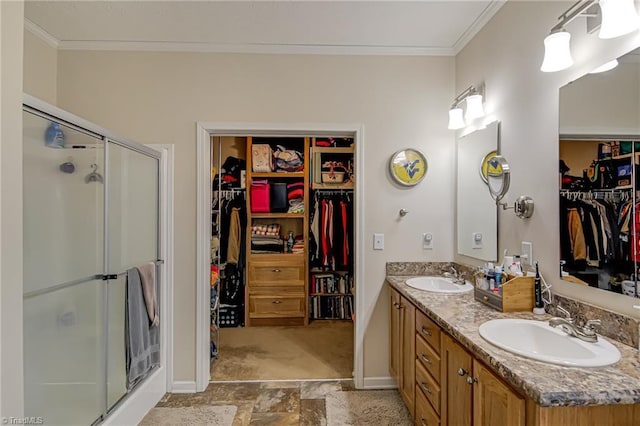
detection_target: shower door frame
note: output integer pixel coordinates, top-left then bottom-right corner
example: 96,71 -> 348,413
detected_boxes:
22,94 -> 173,425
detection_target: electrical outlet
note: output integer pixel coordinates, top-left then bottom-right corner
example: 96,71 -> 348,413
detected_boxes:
521,241 -> 533,265
373,233 -> 384,250
423,233 -> 433,250
472,232 -> 483,249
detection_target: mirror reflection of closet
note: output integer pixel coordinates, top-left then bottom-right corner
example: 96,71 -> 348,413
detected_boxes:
559,47 -> 640,297
456,121 -> 499,261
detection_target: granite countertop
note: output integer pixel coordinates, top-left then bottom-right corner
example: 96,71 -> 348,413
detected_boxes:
386,275 -> 640,408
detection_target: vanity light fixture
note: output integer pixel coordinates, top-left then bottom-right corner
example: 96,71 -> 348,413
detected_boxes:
541,0 -> 640,73
447,85 -> 485,130
589,58 -> 619,73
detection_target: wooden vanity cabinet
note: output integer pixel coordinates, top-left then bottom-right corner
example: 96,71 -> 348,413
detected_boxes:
441,333 -> 472,425
390,287 -> 416,417
473,359 -> 525,426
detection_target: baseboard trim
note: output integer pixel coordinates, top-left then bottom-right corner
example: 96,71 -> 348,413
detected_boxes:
362,376 -> 397,389
172,381 -> 197,393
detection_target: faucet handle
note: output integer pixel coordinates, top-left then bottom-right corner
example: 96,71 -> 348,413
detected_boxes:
583,319 -> 601,331
554,304 -> 572,321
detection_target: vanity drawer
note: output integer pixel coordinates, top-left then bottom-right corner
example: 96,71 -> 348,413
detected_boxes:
415,385 -> 440,426
416,359 -> 440,415
416,310 -> 441,354
416,334 -> 441,384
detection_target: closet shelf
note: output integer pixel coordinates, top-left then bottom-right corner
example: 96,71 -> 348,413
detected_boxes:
251,172 -> 305,178
312,183 -> 354,190
251,212 -> 305,218
313,147 -> 354,154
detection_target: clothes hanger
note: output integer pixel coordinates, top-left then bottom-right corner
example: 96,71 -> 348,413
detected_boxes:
85,163 -> 104,184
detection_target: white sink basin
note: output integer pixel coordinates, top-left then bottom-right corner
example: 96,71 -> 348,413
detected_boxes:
478,319 -> 621,367
405,276 -> 473,294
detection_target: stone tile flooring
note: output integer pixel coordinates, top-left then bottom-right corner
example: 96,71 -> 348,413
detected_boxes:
150,379 -> 409,425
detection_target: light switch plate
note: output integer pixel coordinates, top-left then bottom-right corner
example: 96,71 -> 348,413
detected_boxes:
373,233 -> 384,250
521,241 -> 532,265
423,233 -> 433,250
472,232 -> 483,249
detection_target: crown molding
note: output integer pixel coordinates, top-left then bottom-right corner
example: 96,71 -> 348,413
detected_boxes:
56,40 -> 455,56
24,18 -> 59,49
453,0 -> 506,55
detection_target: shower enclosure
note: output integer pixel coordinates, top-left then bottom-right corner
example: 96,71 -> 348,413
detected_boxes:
22,100 -> 162,425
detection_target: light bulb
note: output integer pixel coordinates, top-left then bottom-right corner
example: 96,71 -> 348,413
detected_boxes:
540,31 -> 573,72
464,94 -> 484,122
448,108 -> 465,130
599,0 -> 640,39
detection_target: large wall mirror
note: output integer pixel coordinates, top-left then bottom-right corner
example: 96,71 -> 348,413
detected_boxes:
457,121 -> 499,261
559,47 -> 640,298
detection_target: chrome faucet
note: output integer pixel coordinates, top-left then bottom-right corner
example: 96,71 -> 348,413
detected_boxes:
443,266 -> 466,285
549,317 -> 601,343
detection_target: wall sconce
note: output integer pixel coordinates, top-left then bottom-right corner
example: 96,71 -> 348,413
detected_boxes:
447,85 -> 485,130
541,0 -> 640,73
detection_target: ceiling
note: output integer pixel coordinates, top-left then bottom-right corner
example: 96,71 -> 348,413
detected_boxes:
25,1 -> 505,56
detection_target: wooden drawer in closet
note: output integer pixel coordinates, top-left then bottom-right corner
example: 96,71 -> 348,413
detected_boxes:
248,294 -> 305,318
248,254 -> 305,287
416,333 -> 441,384
416,310 -> 441,354
416,358 -> 441,415
415,384 -> 440,426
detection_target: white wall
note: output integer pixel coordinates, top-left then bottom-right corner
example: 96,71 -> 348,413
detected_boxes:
54,51 -> 455,381
560,63 -> 640,135
23,28 -> 57,104
1,0 -> 25,418
455,1 -> 640,318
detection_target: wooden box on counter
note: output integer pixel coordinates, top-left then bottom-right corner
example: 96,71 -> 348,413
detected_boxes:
474,274 -> 534,312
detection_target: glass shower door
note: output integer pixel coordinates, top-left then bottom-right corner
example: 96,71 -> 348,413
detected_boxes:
23,110 -> 106,425
105,140 -> 159,410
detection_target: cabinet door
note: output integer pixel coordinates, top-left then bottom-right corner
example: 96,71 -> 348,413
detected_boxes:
442,334 -> 472,426
400,294 -> 416,418
389,288 -> 401,384
472,359 -> 525,426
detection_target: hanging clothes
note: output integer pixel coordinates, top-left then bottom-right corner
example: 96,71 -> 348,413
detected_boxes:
310,191 -> 354,271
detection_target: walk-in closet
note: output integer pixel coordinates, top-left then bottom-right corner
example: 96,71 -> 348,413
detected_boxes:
209,135 -> 355,381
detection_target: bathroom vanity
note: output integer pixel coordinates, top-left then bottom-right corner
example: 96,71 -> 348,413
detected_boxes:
387,268 -> 640,425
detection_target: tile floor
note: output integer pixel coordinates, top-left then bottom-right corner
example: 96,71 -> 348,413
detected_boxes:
150,379 -> 410,425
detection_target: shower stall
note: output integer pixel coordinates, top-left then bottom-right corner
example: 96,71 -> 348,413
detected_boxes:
22,98 -> 162,425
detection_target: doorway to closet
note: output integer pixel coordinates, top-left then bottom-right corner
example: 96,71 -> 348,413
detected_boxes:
208,133 -> 357,383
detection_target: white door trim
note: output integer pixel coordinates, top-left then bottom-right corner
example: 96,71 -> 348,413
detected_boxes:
195,122 -> 365,391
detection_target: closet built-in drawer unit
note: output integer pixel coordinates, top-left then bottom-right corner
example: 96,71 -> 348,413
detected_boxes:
415,310 -> 442,424
247,254 -> 305,287
247,253 -> 306,325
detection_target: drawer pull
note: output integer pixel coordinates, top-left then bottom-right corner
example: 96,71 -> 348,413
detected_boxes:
420,382 -> 431,394
483,296 -> 489,301
272,300 -> 282,304
457,368 -> 468,376
272,269 -> 281,272
420,354 -> 432,365
421,326 -> 432,337
467,377 -> 478,385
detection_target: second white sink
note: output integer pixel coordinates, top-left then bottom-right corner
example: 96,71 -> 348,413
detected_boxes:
478,319 -> 621,367
405,276 -> 473,294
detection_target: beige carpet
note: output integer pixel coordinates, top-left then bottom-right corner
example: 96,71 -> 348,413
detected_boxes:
325,390 -> 412,426
139,406 -> 237,425
211,320 -> 353,381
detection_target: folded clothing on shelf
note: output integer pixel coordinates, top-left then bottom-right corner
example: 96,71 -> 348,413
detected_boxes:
250,237 -> 284,253
251,223 -> 280,236
287,182 -> 305,200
